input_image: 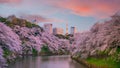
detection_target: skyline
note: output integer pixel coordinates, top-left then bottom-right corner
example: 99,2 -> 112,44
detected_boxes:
43,23 -> 77,34
0,0 -> 120,32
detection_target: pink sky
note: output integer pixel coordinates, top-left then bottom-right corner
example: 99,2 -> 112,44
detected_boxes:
0,0 -> 119,32
0,0 -> 119,18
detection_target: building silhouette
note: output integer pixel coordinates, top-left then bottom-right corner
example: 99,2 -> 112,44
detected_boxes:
66,23 -> 68,35
53,28 -> 64,35
44,23 -> 53,34
70,27 -> 77,35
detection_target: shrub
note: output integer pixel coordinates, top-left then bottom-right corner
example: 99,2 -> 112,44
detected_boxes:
55,34 -> 70,39
40,45 -> 52,55
2,47 -> 12,58
5,21 -> 14,28
26,21 -> 33,28
32,48 -> 38,55
0,17 -> 6,22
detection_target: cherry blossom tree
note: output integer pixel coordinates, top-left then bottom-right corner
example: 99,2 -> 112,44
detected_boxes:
72,13 -> 120,59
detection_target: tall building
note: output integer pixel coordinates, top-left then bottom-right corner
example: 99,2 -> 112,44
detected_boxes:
70,27 -> 77,35
66,23 -> 68,35
53,28 -> 64,35
44,23 -> 53,34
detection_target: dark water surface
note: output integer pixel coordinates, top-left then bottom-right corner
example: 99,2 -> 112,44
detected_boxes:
8,55 -> 86,68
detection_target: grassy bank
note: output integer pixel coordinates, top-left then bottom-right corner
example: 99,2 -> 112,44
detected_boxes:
86,57 -> 120,68
71,56 -> 120,68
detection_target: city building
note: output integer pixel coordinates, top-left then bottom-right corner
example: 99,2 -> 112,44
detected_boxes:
66,23 -> 68,35
44,23 -> 53,34
53,28 -> 64,35
70,27 -> 77,35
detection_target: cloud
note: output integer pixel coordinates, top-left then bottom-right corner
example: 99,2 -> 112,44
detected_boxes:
0,0 -> 119,19
19,14 -> 64,23
0,0 -> 22,4
24,0 -> 120,19
46,0 -> 120,18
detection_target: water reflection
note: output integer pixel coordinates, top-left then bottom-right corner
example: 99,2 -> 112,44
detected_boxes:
8,55 -> 86,68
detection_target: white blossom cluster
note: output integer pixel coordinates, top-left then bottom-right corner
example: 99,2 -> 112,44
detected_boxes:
72,15 -> 120,58
0,22 -> 22,67
13,26 -> 70,54
0,21 -> 70,67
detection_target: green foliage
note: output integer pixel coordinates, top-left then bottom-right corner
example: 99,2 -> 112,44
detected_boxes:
86,47 -> 120,68
25,21 -> 43,31
55,34 -> 70,39
26,21 -> 33,28
86,48 -> 120,68
32,48 -> 38,55
0,17 -> 6,22
112,47 -> 120,62
86,57 -> 120,68
41,45 -> 50,53
5,21 -> 14,27
40,45 -> 52,55
87,57 -> 108,66
58,49 -> 64,55
3,47 -> 12,58
65,35 -> 69,39
116,47 -> 120,53
97,50 -> 108,56
0,16 -> 44,31
25,21 -> 41,28
31,23 -> 39,27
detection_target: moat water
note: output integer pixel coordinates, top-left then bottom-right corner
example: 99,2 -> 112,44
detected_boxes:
8,55 -> 86,68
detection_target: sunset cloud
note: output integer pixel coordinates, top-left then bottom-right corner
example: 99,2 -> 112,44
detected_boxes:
0,0 -> 119,32
0,0 -> 119,18
0,0 -> 21,4
49,0 -> 120,18
20,14 -> 64,23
